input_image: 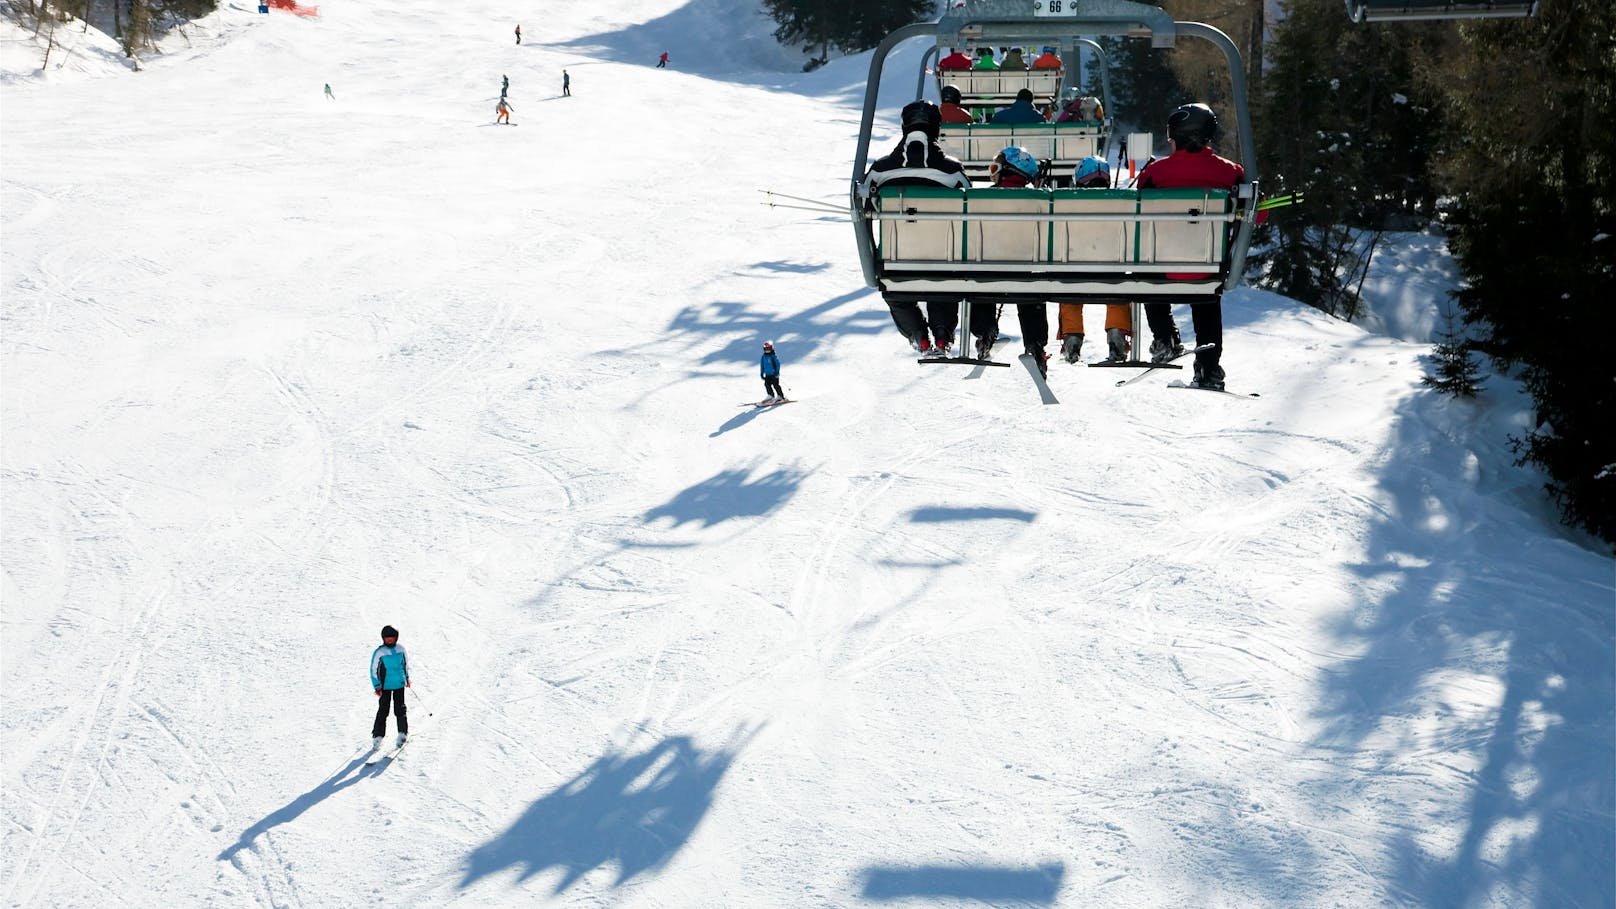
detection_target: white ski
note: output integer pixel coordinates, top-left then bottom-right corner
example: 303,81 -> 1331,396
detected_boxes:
366,739 -> 407,766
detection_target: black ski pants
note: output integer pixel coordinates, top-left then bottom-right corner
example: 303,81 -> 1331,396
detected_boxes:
763,375 -> 783,398
887,300 -> 959,346
1016,303 -> 1048,353
372,688 -> 407,737
1144,301 -> 1222,366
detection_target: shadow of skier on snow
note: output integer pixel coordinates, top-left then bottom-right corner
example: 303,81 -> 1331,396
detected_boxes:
217,754 -> 384,863
459,727 -> 758,894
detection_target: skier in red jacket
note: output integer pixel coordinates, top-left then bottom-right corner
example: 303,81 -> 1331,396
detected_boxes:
1137,103 -> 1246,390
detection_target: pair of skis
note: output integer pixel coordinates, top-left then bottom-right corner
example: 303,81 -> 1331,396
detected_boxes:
366,738 -> 407,766
1110,344 -> 1259,397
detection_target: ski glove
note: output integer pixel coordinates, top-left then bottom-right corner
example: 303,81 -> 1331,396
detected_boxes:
405,680 -> 411,688
374,688 -> 382,696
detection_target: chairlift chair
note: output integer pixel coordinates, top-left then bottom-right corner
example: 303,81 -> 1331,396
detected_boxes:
851,0 -> 1260,358
1345,0 -> 1537,22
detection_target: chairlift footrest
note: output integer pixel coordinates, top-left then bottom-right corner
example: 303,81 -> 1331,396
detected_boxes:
918,356 -> 1014,368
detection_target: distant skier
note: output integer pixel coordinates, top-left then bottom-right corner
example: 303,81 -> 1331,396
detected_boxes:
501,74 -> 508,100
370,625 -> 410,750
760,341 -> 784,402
323,82 -> 334,101
562,69 -> 570,97
514,23 -> 521,44
496,98 -> 514,124
656,51 -> 669,68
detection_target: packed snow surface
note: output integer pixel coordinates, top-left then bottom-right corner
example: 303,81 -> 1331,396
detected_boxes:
2,1 -> 1611,907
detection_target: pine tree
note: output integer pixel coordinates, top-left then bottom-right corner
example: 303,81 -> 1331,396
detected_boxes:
1251,0 -> 1444,313
1425,0 -> 1616,544
1422,300 -> 1483,398
762,0 -> 933,63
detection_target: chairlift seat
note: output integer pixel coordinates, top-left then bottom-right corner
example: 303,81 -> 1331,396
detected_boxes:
943,68 -> 1063,106
938,122 -> 1110,179
873,185 -> 1234,304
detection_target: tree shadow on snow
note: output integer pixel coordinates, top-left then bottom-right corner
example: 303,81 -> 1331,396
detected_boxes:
550,1 -> 811,89
857,862 -> 1065,905
217,754 -> 384,863
643,464 -> 805,528
459,727 -> 758,894
1296,388 -> 1613,906
666,286 -> 886,370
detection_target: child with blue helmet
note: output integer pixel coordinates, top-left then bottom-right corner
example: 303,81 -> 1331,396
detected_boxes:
1058,156 -> 1134,364
987,147 -> 1051,371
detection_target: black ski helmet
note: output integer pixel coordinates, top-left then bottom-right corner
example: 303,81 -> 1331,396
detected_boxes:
1167,103 -> 1218,152
940,84 -> 963,106
900,100 -> 942,142
381,625 -> 399,639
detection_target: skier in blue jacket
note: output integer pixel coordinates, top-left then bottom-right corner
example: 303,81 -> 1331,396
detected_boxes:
760,341 -> 784,402
370,625 -> 410,749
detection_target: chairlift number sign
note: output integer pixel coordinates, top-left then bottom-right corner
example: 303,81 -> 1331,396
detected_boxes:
1034,0 -> 1078,15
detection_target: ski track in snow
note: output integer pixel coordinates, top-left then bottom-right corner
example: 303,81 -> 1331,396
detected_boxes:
3,1 -> 1613,907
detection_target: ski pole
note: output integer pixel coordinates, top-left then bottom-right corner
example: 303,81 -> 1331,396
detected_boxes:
760,190 -> 846,213
409,686 -> 432,717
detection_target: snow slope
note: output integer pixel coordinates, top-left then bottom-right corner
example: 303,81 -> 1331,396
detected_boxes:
2,2 -> 1611,907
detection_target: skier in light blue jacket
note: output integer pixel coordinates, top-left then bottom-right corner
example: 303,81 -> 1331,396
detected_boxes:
760,341 -> 784,402
370,625 -> 410,749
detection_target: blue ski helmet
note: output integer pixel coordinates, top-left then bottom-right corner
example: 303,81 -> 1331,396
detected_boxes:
991,146 -> 1039,184
1073,155 -> 1111,187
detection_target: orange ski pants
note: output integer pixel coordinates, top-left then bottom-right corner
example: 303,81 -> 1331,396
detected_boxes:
1057,303 -> 1131,338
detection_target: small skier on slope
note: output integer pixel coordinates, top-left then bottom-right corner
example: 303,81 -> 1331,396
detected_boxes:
760,341 -> 784,402
370,625 -> 410,750
496,98 -> 514,124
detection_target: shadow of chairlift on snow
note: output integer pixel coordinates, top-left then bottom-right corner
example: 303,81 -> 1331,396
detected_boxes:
459,728 -> 758,894
858,862 -> 1066,904
908,506 -> 1036,524
642,465 -> 805,527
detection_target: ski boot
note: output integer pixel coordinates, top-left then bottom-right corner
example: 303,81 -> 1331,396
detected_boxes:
1026,346 -> 1049,378
1105,328 -> 1131,363
1191,358 -> 1226,391
975,333 -> 996,361
1149,329 -> 1185,363
1060,333 -> 1084,364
